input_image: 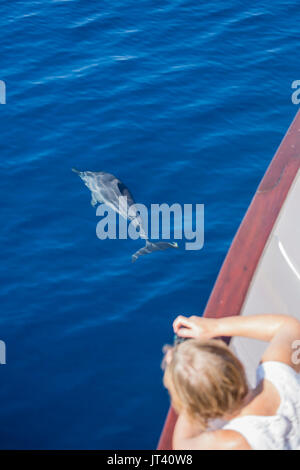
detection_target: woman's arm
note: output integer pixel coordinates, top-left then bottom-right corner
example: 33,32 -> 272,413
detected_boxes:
173,314 -> 300,372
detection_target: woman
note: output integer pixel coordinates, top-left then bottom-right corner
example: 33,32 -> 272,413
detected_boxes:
162,314 -> 300,450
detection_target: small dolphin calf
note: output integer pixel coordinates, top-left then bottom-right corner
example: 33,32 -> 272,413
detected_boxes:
72,168 -> 178,262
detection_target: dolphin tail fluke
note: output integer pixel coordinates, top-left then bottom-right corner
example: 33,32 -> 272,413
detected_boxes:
132,240 -> 178,263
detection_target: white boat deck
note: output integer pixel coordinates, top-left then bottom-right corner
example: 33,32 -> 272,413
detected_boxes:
231,168 -> 300,386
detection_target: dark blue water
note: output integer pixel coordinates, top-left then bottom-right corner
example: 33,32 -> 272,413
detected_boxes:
1,0 -> 299,449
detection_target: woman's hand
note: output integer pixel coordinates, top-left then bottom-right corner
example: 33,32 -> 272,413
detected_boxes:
173,315 -> 218,340
173,313 -> 300,373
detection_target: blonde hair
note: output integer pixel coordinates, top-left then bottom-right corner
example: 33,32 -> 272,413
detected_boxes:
162,339 -> 248,430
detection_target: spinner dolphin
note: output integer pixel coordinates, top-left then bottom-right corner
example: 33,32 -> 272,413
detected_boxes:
72,169 -> 178,262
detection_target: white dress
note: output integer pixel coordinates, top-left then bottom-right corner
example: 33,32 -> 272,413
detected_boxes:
223,361 -> 300,450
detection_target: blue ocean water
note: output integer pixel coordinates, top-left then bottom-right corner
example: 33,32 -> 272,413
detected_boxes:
0,0 -> 299,449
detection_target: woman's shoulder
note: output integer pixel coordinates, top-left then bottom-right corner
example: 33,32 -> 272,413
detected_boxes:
195,429 -> 252,450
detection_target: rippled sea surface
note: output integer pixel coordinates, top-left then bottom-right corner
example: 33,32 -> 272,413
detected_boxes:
1,0 -> 299,449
